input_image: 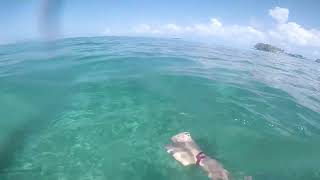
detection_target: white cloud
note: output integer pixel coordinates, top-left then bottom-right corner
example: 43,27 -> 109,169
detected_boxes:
133,24 -> 151,33
129,6 -> 320,57
103,28 -> 111,35
267,7 -> 320,54
266,6 -> 320,52
269,7 -> 289,24
191,18 -> 224,34
132,18 -> 265,46
164,24 -> 182,32
133,24 -> 162,34
269,22 -> 316,46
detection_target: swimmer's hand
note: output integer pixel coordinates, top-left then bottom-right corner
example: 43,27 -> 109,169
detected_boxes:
165,144 -> 195,166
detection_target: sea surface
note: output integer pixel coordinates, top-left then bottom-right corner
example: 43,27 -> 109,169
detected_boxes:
0,37 -> 319,180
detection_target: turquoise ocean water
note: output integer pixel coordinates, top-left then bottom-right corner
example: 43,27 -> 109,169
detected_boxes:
0,37 -> 319,180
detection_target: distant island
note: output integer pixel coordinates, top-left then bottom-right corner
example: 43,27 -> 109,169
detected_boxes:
254,43 -> 284,53
286,53 -> 305,59
254,43 -> 306,60
316,59 -> 320,63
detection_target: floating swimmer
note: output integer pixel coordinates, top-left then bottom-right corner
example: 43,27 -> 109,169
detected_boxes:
166,132 -> 230,180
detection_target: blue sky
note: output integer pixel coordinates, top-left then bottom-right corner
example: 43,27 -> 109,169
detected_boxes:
1,0 -> 320,57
